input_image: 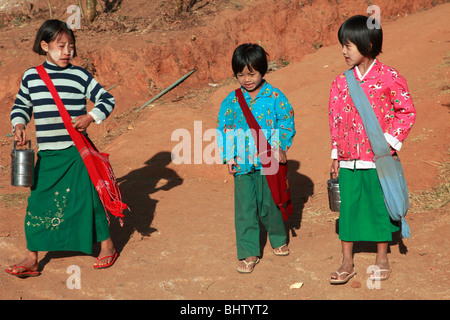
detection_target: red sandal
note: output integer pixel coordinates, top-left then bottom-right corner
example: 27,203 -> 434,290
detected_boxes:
94,252 -> 118,269
5,265 -> 41,278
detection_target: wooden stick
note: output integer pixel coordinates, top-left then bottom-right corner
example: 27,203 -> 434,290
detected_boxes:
77,0 -> 85,18
47,1 -> 52,19
135,69 -> 196,113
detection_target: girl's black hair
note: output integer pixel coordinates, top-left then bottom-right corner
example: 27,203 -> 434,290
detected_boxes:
232,43 -> 269,77
32,19 -> 77,57
338,15 -> 383,59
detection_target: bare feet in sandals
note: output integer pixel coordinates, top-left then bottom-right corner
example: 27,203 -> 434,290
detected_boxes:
274,244 -> 290,256
330,260 -> 356,284
369,258 -> 391,281
237,256 -> 259,273
93,237 -> 118,269
5,251 -> 40,278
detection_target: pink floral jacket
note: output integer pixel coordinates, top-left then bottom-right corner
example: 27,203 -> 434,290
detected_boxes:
328,61 -> 416,162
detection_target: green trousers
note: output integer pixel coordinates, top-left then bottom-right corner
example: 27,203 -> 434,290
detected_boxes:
234,170 -> 287,260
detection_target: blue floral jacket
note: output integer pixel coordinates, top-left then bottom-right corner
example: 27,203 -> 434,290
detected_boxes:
216,81 -> 295,175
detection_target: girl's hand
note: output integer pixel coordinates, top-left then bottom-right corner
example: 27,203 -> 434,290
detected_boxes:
72,114 -> 94,132
14,124 -> 26,146
227,158 -> 237,175
331,159 -> 339,178
274,147 -> 287,163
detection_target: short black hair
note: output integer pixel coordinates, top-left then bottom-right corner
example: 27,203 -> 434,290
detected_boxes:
32,19 -> 77,57
231,43 -> 269,77
338,15 -> 382,59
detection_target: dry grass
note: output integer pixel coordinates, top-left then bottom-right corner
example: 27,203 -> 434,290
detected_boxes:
410,157 -> 450,212
0,191 -> 29,208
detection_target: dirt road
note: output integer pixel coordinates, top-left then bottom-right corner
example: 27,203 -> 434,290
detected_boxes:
0,0 -> 448,303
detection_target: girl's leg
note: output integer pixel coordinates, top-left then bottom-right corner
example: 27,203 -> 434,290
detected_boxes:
256,171 -> 288,252
371,241 -> 391,279
375,241 -> 389,264
92,185 -> 116,268
94,237 -> 116,267
234,172 -> 260,271
330,241 -> 355,281
6,250 -> 39,273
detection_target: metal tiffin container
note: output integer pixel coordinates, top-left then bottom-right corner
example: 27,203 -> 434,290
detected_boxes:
11,140 -> 35,187
327,172 -> 340,212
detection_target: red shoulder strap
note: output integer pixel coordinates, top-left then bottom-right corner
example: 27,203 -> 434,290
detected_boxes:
234,89 -> 292,219
35,64 -> 86,147
234,89 -> 273,162
35,65 -> 128,220
36,65 -> 72,126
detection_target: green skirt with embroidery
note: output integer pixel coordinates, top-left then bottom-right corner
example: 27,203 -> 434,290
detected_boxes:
25,145 -> 110,254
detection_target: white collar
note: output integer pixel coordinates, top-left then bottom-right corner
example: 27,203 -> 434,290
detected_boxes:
356,59 -> 377,81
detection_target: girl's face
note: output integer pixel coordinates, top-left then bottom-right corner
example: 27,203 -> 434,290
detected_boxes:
40,32 -> 74,68
236,66 -> 263,94
341,41 -> 366,67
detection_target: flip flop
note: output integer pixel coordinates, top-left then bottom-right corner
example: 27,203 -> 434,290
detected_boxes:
330,270 -> 356,284
237,258 -> 260,274
5,265 -> 40,279
94,252 -> 118,269
369,269 -> 392,281
274,244 -> 290,256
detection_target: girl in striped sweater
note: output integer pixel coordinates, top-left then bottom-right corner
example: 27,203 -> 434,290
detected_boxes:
6,20 -> 118,278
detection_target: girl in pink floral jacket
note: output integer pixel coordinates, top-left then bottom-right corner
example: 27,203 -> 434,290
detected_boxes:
328,15 -> 416,285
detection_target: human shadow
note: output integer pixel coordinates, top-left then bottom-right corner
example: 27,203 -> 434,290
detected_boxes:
259,160 -> 314,257
285,160 -> 314,242
108,151 -> 183,253
37,151 -> 183,271
38,251 -> 90,272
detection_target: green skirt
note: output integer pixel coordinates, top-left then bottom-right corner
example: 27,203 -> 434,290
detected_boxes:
25,145 -> 110,254
339,168 -> 399,242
